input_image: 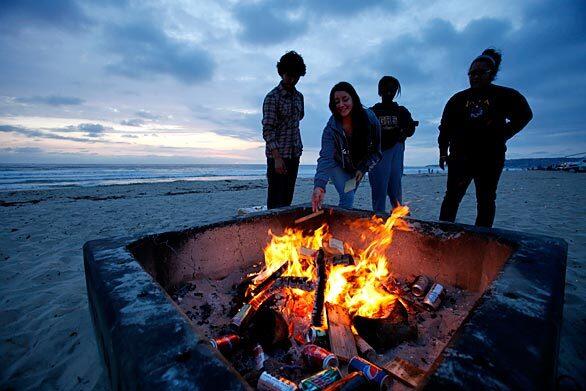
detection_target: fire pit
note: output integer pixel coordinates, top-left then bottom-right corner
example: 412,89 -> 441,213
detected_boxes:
84,205 -> 567,390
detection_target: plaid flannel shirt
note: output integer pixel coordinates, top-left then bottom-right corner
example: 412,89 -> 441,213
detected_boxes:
262,82 -> 304,159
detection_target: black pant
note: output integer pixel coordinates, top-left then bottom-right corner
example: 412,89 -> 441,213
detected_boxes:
439,157 -> 504,228
267,157 -> 300,209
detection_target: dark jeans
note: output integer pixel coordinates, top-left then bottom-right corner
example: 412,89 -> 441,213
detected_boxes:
439,157 -> 505,228
267,157 -> 300,209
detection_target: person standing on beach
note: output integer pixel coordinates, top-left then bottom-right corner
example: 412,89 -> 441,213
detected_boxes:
369,76 -> 417,213
262,51 -> 306,209
438,48 -> 533,227
311,82 -> 381,211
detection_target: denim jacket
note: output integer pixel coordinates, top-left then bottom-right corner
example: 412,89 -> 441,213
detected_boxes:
314,108 -> 381,190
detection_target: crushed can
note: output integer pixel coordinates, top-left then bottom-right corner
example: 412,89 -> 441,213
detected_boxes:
306,326 -> 329,347
257,371 -> 298,391
411,275 -> 431,297
210,333 -> 241,355
299,367 -> 342,391
253,343 -> 267,371
348,356 -> 392,391
231,303 -> 253,330
301,344 -> 339,369
323,371 -> 369,391
423,282 -> 444,310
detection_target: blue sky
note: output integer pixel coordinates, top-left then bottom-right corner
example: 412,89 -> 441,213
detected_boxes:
0,0 -> 584,165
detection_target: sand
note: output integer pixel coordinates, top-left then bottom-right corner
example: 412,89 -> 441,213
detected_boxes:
0,171 -> 584,389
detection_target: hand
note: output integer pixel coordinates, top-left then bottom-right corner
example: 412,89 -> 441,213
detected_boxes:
355,170 -> 364,183
274,157 -> 287,175
311,187 -> 325,212
439,156 -> 448,170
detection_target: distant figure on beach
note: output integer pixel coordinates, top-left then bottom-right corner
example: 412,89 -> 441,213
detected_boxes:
369,76 -> 417,213
312,82 -> 381,211
262,51 -> 306,209
438,48 -> 533,227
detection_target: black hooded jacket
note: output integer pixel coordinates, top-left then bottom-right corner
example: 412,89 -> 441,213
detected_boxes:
370,101 -> 416,150
438,84 -> 533,160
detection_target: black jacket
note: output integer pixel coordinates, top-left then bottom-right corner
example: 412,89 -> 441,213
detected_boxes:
438,84 -> 533,160
370,101 -> 416,150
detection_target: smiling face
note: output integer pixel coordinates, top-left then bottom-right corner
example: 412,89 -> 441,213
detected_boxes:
334,91 -> 353,118
468,60 -> 493,88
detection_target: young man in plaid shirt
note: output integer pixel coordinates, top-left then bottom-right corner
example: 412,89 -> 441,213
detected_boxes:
262,51 -> 307,209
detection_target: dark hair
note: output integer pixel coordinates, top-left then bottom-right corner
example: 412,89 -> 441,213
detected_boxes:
378,76 -> 401,99
472,48 -> 502,80
276,51 -> 306,77
328,82 -> 367,124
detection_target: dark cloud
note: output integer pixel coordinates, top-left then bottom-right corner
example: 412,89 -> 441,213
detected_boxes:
14,95 -> 85,106
120,118 -> 145,127
232,1 -> 308,45
102,19 -> 215,83
0,0 -> 91,34
0,124 -> 97,143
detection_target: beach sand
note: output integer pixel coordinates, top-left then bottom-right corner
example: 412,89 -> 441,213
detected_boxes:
1,171 -> 584,389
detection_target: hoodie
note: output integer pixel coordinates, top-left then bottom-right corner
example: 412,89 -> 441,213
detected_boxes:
314,108 -> 381,190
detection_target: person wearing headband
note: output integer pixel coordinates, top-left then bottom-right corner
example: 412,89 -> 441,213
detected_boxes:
437,48 -> 533,227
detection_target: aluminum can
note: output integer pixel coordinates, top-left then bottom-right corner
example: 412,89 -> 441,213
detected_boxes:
323,372 -> 369,391
411,275 -> 431,297
306,326 -> 329,347
302,344 -> 339,369
299,367 -> 342,391
423,282 -> 444,310
210,333 -> 240,354
231,303 -> 253,329
348,356 -> 392,391
253,343 -> 267,371
257,371 -> 298,391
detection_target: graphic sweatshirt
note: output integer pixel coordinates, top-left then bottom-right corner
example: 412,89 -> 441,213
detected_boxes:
438,84 -> 533,160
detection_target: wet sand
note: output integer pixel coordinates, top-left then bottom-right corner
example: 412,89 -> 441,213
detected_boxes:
0,171 -> 584,389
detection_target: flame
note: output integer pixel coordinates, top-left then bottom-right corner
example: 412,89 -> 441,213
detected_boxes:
259,206 -> 410,320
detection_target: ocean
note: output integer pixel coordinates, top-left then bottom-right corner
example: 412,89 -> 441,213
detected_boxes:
0,164 -> 440,192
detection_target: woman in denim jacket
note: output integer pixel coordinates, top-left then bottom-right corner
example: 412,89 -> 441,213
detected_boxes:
311,82 -> 382,212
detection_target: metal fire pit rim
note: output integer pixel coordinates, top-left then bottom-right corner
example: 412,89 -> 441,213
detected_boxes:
83,204 -> 567,390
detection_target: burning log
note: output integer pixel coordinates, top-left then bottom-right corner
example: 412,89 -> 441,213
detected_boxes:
352,301 -> 417,351
325,303 -> 358,362
275,276 -> 315,291
330,253 -> 354,267
311,249 -> 327,327
249,261 -> 288,297
382,357 -> 426,388
231,281 -> 280,330
249,306 -> 290,349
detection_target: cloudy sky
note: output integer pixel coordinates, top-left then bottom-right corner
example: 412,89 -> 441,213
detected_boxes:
0,0 -> 584,166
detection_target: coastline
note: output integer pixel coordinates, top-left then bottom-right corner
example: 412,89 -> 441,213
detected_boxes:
0,171 -> 584,389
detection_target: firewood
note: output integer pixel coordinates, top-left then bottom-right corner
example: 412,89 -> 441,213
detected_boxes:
353,301 -> 417,351
249,261 -> 287,297
326,303 -> 358,362
382,357 -> 426,388
354,333 -> 378,362
311,249 -> 326,327
294,209 -> 324,224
